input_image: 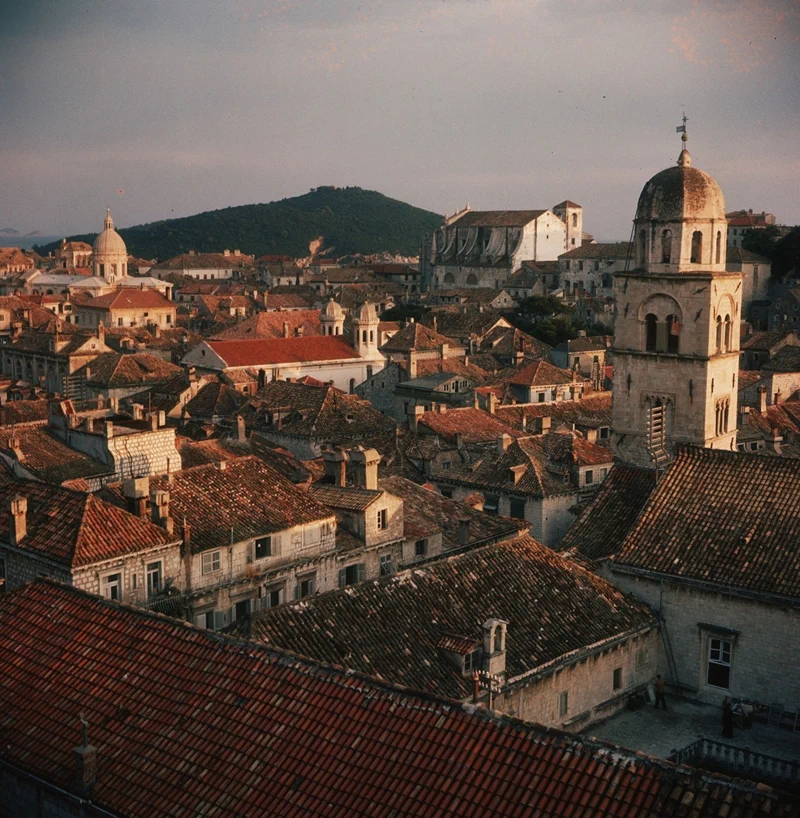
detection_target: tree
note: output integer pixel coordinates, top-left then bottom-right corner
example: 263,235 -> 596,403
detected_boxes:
741,225 -> 780,259
769,226 -> 800,278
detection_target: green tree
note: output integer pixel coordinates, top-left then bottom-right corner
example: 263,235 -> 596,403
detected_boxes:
741,225 -> 780,259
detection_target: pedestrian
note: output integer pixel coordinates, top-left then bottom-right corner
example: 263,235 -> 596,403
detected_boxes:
722,697 -> 734,738
654,674 -> 667,710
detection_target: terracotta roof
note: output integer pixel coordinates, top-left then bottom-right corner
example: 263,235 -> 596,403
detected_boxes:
182,381 -> 246,419
450,209 -> 547,227
762,345 -> 800,373
553,199 -> 582,209
510,359 -> 575,386
740,331 -> 795,351
726,247 -> 771,264
262,292 -> 314,308
380,321 -> 458,352
309,483 -> 383,511
480,326 -> 551,359
151,252 -> 254,270
103,456 -> 333,554
0,427 -> 111,484
555,334 -> 613,353
613,446 -> 800,599
558,464 -> 658,560
422,308 -> 510,341
76,352 -> 181,387
559,242 -> 632,260
236,535 -> 656,698
206,336 -> 360,367
417,407 -> 519,444
210,309 -> 321,340
379,476 -> 527,548
79,289 -> 175,310
2,579 -> 793,818
0,481 -> 175,568
0,399 -> 50,426
495,392 -> 613,432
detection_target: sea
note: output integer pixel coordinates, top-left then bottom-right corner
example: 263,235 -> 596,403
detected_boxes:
0,236 -> 63,250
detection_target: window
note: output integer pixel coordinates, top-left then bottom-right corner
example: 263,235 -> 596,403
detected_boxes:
379,554 -> 394,577
723,314 -> 731,352
132,574 -> 138,590
441,488 -> 453,499
538,392 -> 546,403
715,230 -> 722,264
578,261 -> 584,272
691,230 -> 703,264
204,611 -> 216,630
146,562 -> 162,598
645,313 -> 657,351
599,426 -> 610,440
102,573 -> 122,601
635,648 -> 649,670
707,638 -> 732,689
202,550 -> 221,575
297,574 -> 316,598
509,498 -> 526,520
464,650 -> 480,672
661,229 -> 672,263
339,563 -> 365,588
716,315 -> 723,352
0,557 -> 5,593
666,314 -> 680,354
585,469 -> 594,485
234,598 -> 250,620
415,539 -> 428,558
613,667 -> 623,691
638,230 -> 646,264
572,213 -> 578,228
263,585 -> 282,609
377,508 -> 387,531
600,467 -> 608,480
484,494 -> 499,515
559,691 -> 569,717
255,536 -> 272,560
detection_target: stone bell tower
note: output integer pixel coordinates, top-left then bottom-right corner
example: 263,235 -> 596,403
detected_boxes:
611,126 -> 741,468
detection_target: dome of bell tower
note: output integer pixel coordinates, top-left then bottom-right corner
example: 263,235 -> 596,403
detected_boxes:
636,156 -> 725,223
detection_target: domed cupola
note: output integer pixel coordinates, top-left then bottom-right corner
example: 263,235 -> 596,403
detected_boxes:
320,297 -> 345,336
92,208 -> 128,281
632,130 -> 727,274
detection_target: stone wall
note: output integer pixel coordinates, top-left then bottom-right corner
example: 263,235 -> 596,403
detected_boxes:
498,628 -> 659,730
0,766 -> 92,818
1,545 -> 71,592
602,568 -> 800,706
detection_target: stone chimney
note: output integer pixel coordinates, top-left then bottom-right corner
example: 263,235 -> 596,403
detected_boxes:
350,446 -> 381,491
409,404 -> 426,432
407,349 -> 418,380
520,414 -> 527,432
150,489 -> 173,534
97,321 -> 105,346
132,403 -> 143,421
322,447 -> 349,487
123,476 -> 150,518
497,433 -> 511,453
282,320 -> 290,338
487,392 -> 498,415
482,618 -> 508,676
585,428 -> 598,443
158,410 -> 166,427
458,517 -> 470,546
538,416 -> 552,434
758,385 -> 767,415
72,716 -> 97,796
84,417 -> 94,433
440,343 -> 448,359
455,432 -> 464,449
149,413 -> 159,431
739,405 -> 751,425
236,414 -> 246,442
9,495 -> 27,546
8,435 -> 25,463
437,403 -> 447,414
295,326 -> 304,337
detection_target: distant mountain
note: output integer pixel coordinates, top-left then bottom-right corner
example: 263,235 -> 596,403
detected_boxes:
0,228 -> 21,237
35,187 -> 443,260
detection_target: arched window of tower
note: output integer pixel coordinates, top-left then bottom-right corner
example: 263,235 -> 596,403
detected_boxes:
645,314 -> 657,351
466,273 -> 478,286
667,315 -> 680,353
716,316 -> 723,353
572,213 -> 578,228
661,230 -> 672,263
638,230 -> 647,265
691,231 -> 703,264
723,315 -> 731,352
715,231 -> 722,264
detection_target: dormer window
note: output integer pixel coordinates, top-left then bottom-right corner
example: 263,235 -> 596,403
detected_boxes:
463,650 -> 481,673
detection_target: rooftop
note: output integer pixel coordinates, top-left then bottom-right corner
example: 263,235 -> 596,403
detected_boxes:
380,321 -> 457,352
510,359 -> 575,387
1,579 -> 792,818
560,242 -> 632,260
79,289 -> 175,310
205,335 -> 361,367
76,352 -> 181,387
449,209 -> 547,227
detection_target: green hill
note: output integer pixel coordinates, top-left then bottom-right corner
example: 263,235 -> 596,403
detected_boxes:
36,186 -> 442,260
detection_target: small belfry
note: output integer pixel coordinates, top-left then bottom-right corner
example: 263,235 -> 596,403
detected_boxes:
610,121 -> 742,468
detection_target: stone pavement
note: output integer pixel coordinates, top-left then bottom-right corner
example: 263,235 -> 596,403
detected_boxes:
583,696 -> 800,763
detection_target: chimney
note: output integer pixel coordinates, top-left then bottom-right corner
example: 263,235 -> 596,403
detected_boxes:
123,476 -> 149,519
322,447 -> 348,486
351,447 -> 381,491
520,414 -> 527,432
283,320 -> 290,338
455,432 -> 464,449
437,403 -> 447,414
149,413 -> 159,431
8,435 -> 24,462
158,410 -> 166,427
458,517 -> 471,546
472,670 -> 481,705
538,416 -> 552,434
237,414 -> 246,442
586,428 -> 598,443
404,403 -> 423,432
132,403 -> 143,421
9,495 -> 27,545
72,717 -> 97,796
758,386 -> 767,415
739,405 -> 750,424
85,417 -> 94,433
408,349 -> 418,380
487,392 -> 498,415
295,326 -> 304,337
150,489 -> 173,534
440,342 -> 448,359
774,389 -> 784,406
497,433 -> 512,453
97,321 -> 105,346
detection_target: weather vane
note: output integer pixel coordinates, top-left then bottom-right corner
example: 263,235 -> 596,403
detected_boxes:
676,112 -> 689,139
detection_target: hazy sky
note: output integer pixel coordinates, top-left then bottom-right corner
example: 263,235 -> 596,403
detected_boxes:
1,0 -> 799,241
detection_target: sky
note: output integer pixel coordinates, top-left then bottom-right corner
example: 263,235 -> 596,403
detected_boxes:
1,0 -> 799,241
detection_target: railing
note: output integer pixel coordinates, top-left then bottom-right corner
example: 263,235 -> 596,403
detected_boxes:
670,737 -> 800,787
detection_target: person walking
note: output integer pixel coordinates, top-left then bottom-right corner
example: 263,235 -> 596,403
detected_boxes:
654,674 -> 668,710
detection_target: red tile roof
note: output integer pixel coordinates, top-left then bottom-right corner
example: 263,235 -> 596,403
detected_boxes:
0,579 -> 794,818
210,309 -> 321,340
207,335 -> 360,367
0,481 -> 175,567
417,407 -> 520,444
510,359 -> 575,386
613,446 -> 800,599
79,289 -> 175,310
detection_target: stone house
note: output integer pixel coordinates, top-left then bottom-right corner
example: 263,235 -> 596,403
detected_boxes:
505,261 -> 560,299
393,372 -> 477,422
550,333 -> 613,380
431,288 -> 517,310
149,250 -> 254,281
430,430 -> 613,547
73,289 -> 177,330
579,447 -> 800,707
739,330 -> 799,370
558,242 -> 631,298
508,359 -> 585,404
725,247 -> 770,322
233,535 -> 659,733
71,352 -> 182,401
769,287 -> 800,333
0,481 -> 181,604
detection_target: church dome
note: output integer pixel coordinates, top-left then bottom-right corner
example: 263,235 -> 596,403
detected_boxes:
636,149 -> 725,223
355,301 -> 378,323
92,209 -> 127,256
322,298 -> 343,319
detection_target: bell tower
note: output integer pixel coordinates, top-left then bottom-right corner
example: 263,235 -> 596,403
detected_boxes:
611,126 -> 741,468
